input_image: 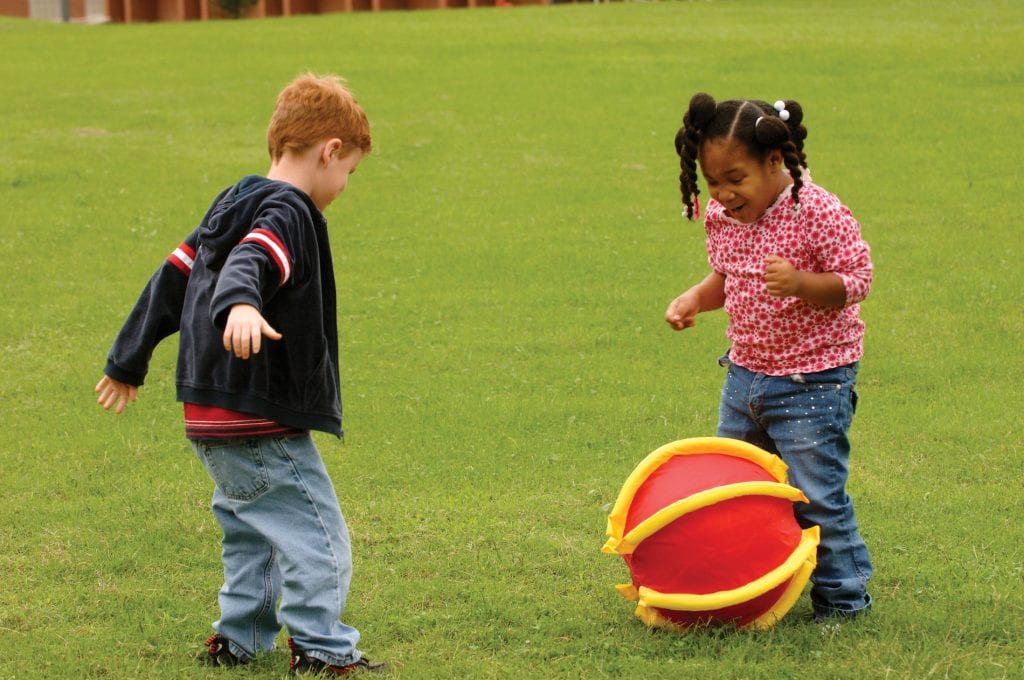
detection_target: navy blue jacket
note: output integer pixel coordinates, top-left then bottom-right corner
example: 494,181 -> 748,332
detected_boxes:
104,176 -> 343,437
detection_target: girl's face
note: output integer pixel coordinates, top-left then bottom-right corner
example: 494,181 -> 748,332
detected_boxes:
699,138 -> 790,224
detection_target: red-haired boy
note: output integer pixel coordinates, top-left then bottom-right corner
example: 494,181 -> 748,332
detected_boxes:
96,74 -> 385,675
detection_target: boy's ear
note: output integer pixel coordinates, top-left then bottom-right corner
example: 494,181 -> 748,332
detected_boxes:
321,138 -> 345,166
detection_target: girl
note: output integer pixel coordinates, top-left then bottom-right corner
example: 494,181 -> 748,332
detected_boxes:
664,93 -> 873,622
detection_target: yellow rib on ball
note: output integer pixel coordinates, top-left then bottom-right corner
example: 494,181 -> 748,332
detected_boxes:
602,481 -> 808,556
636,526 -> 820,612
604,437 -> 791,551
748,539 -> 819,629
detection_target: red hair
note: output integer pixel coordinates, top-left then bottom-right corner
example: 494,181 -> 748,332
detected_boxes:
267,73 -> 372,161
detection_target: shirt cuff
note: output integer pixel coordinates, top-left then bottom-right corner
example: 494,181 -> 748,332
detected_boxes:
836,272 -> 870,306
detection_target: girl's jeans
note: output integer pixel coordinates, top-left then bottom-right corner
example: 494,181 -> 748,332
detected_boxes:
716,360 -> 873,618
191,435 -> 362,665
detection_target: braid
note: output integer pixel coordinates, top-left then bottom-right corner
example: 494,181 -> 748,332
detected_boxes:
779,99 -> 808,167
673,128 -> 694,220
675,93 -> 717,220
780,142 -> 804,205
751,100 -> 807,206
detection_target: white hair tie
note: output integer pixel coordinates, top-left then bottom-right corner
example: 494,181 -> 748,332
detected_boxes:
773,100 -> 791,122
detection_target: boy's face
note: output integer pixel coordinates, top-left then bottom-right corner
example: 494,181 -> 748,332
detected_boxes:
311,145 -> 363,211
699,138 -> 787,224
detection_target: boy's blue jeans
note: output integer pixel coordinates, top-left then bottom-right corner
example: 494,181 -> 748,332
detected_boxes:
191,435 -> 362,665
716,360 -> 873,619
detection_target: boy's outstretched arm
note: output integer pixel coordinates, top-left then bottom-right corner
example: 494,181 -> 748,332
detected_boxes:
103,228 -> 201,389
95,375 -> 139,415
223,304 -> 283,360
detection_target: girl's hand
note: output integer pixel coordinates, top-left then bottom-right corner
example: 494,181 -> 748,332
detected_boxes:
223,304 -> 283,359
764,255 -> 802,298
665,292 -> 701,330
95,375 -> 139,415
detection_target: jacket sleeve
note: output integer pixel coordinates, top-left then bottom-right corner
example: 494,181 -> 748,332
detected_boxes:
208,198 -> 308,329
103,228 -> 200,386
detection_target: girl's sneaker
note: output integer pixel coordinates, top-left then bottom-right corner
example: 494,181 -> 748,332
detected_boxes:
199,634 -> 246,667
287,637 -> 387,676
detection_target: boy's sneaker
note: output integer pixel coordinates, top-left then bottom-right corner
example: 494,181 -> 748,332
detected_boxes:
198,634 -> 246,667
288,637 -> 387,676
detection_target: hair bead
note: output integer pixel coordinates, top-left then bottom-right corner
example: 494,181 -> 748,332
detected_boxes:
773,100 -> 791,122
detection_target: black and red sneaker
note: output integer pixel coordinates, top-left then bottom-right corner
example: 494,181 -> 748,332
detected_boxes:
287,637 -> 387,676
198,634 -> 246,667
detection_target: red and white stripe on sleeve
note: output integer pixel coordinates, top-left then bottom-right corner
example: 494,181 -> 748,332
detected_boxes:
241,228 -> 292,286
167,242 -> 197,276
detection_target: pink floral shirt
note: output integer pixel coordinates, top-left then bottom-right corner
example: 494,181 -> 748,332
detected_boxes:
705,181 -> 872,376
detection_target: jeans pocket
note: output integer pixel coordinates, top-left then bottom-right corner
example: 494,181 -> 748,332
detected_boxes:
816,366 -> 857,412
774,373 -> 855,433
196,439 -> 271,502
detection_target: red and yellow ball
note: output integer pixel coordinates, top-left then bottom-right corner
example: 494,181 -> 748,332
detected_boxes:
603,437 -> 819,629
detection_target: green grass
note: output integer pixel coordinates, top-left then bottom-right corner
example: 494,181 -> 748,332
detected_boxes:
2,0 -> 1023,677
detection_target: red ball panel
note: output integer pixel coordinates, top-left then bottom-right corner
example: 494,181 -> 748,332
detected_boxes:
624,454 -> 777,535
627,495 -> 801,594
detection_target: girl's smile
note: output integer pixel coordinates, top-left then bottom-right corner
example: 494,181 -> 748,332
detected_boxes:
700,139 -> 792,224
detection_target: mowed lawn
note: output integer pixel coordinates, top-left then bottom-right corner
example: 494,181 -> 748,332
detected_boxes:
1,0 -> 1022,677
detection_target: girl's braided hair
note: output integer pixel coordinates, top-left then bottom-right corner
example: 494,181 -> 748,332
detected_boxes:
674,93 -> 808,220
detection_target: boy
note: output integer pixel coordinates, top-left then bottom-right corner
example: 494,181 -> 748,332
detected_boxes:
95,73 -> 386,675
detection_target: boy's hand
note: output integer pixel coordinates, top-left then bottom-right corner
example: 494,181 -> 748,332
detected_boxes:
665,292 -> 701,330
223,304 -> 282,359
95,375 -> 138,415
764,255 -> 802,298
